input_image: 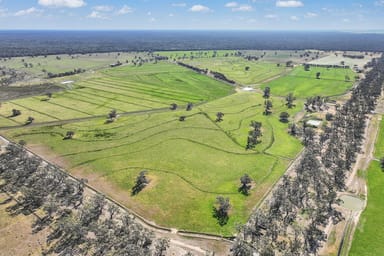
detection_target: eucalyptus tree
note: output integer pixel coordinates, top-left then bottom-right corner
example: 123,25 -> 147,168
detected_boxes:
239,174 -> 252,195
132,170 -> 149,195
213,196 -> 231,226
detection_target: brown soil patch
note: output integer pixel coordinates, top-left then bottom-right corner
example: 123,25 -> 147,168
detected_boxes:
26,143 -> 71,169
0,84 -> 63,102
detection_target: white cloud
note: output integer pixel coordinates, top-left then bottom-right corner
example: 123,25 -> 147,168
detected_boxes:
189,5 -> 210,12
87,11 -> 106,19
265,14 -> 278,19
305,12 -> 318,18
93,5 -> 113,12
169,13 -> 174,17
149,17 -> 156,22
117,5 -> 133,15
343,18 -> 350,22
38,0 -> 86,8
225,2 -> 238,8
290,15 -> 299,21
147,11 -> 151,16
172,3 -> 186,7
14,7 -> 42,16
232,4 -> 253,12
276,1 -> 303,8
375,0 -> 384,6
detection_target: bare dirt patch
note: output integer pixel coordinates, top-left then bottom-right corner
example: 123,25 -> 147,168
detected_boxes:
0,83 -> 63,101
0,193 -> 49,256
26,143 -> 71,169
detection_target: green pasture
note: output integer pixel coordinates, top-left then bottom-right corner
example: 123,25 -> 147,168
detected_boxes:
262,65 -> 356,98
0,62 -> 233,127
199,92 -> 303,158
349,160 -> 384,256
372,118 -> 384,158
4,90 -> 302,235
240,50 -> 325,63
183,57 -> 288,85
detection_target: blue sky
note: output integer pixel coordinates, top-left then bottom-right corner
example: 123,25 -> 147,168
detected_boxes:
0,0 -> 383,30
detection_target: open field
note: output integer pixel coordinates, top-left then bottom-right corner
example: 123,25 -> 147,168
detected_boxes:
349,117 -> 384,255
0,193 -> 48,256
0,62 -> 233,126
349,161 -> 384,256
371,117 -> 384,157
183,57 -> 288,85
309,51 -> 381,69
3,89 -> 303,235
0,52 -> 151,78
261,65 -> 356,98
240,50 -> 327,63
157,50 -> 325,64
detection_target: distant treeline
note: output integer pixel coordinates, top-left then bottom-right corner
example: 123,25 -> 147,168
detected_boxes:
210,71 -> 236,84
343,54 -> 365,59
304,63 -> 351,69
1,31 -> 384,57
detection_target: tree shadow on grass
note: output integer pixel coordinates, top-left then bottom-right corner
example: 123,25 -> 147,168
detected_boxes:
131,183 -> 146,196
212,207 -> 229,226
238,185 -> 251,196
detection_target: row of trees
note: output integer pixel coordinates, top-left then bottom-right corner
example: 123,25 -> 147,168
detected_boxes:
246,121 -> 262,150
0,143 -> 167,255
46,68 -> 85,79
232,55 -> 384,255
